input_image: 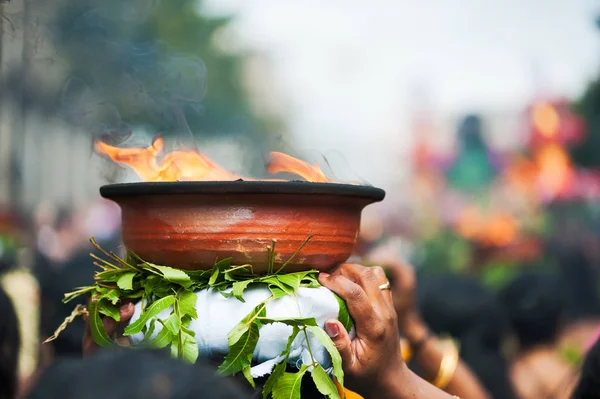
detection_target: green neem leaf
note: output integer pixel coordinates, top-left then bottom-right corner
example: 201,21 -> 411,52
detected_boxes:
275,274 -> 302,293
242,365 -> 256,389
232,280 -> 253,302
178,291 -> 198,319
181,316 -> 196,336
263,326 -> 301,399
272,364 -> 309,399
142,275 -> 161,296
311,364 -> 341,399
170,332 -> 198,361
209,267 -> 220,286
181,332 -> 199,364
209,258 -> 232,286
259,317 -> 318,327
268,286 -> 288,299
63,286 -> 97,303
88,299 -> 113,347
147,324 -> 173,349
96,269 -> 128,282
228,302 -> 267,346
184,269 -> 212,281
334,294 -> 353,333
121,291 -> 144,300
139,319 -> 157,345
261,277 -> 295,296
218,287 -> 235,299
218,322 -> 260,376
224,265 -> 253,282
151,265 -> 193,289
307,326 -> 344,386
124,296 -> 175,336
299,272 -> 321,289
102,289 -> 121,305
97,302 -> 120,322
159,313 -> 181,335
125,252 -> 140,266
263,359 -> 286,399
117,272 -> 136,290
141,275 -> 174,297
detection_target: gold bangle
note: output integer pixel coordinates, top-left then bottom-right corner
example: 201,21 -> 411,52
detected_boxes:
433,338 -> 460,390
400,338 -> 412,362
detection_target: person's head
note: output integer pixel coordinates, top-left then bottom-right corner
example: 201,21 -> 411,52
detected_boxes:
458,114 -> 486,151
36,246 -> 97,356
555,245 -> 600,323
0,287 -> 20,399
27,349 -> 246,399
499,271 -> 564,349
418,274 -> 516,399
573,337 -> 600,399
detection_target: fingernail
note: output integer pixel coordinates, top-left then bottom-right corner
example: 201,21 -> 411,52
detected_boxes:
325,322 -> 339,338
319,272 -> 330,279
123,303 -> 134,313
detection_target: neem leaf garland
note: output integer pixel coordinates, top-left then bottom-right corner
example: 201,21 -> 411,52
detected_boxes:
47,237 -> 347,399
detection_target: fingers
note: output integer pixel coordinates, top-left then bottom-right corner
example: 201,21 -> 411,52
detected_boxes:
83,302 -> 135,355
328,264 -> 395,317
335,264 -> 389,303
324,320 -> 354,370
104,302 -> 135,339
120,302 -> 135,321
319,271 -> 382,340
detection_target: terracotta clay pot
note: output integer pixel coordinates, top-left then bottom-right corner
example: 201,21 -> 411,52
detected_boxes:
100,181 -> 385,273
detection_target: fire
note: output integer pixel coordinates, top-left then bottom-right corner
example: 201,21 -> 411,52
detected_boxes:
267,152 -> 328,183
96,138 -> 331,183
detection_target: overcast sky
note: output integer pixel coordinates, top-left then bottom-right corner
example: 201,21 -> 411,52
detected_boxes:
203,0 -> 600,191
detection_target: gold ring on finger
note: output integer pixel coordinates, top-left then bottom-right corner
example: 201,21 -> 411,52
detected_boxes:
379,281 -> 391,291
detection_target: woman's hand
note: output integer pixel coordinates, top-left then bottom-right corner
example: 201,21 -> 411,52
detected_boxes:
318,264 -> 406,398
364,249 -> 429,344
82,301 -> 135,357
319,264 -> 459,399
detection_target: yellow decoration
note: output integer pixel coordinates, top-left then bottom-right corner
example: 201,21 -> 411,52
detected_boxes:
433,338 -> 460,390
333,341 -> 411,399
335,381 -> 364,399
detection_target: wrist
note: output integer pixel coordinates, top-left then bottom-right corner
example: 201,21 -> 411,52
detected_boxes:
401,313 -> 429,344
366,362 -> 425,399
362,362 -> 408,399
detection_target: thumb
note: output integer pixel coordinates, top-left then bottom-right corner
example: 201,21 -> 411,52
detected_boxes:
324,320 -> 353,367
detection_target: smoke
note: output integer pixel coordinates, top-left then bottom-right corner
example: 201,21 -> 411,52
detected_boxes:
1,0 -> 211,148
52,0 -> 206,147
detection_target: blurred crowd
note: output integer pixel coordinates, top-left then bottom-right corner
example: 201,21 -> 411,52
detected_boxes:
0,154 -> 599,398
1,99 -> 600,398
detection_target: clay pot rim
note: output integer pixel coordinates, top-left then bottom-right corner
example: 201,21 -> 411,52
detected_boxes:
100,181 -> 386,201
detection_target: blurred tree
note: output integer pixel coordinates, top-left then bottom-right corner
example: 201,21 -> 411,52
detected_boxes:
53,0 -> 280,151
570,17 -> 600,168
571,76 -> 600,168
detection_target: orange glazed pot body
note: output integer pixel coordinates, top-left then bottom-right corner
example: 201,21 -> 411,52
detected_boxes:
100,181 -> 385,273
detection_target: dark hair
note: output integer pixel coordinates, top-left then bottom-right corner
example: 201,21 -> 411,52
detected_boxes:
573,337 -> 600,399
0,287 -> 20,399
499,271 -> 564,349
35,248 -> 94,357
556,247 -> 600,322
418,274 -> 516,399
28,349 -> 247,399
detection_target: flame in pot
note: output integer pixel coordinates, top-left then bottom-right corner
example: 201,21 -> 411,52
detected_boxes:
96,137 -> 331,183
